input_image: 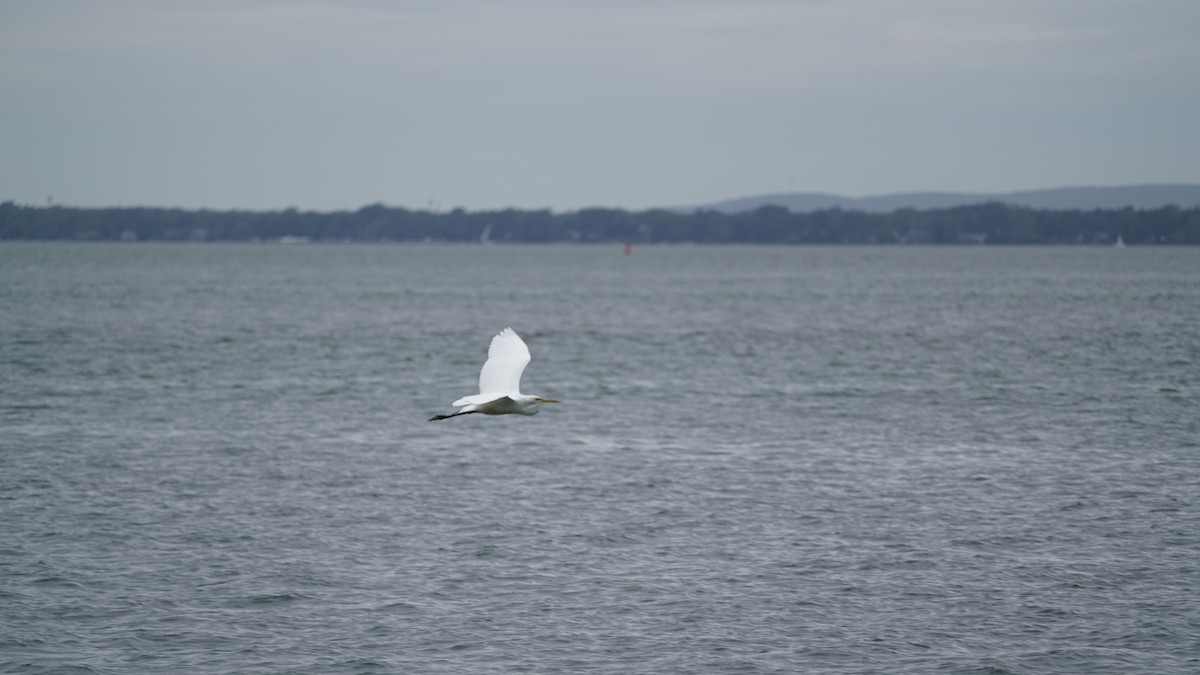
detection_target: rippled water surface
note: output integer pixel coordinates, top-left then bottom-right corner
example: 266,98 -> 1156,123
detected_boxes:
3,243 -> 1199,673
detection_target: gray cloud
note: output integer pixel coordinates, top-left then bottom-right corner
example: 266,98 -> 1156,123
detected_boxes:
1,0 -> 1197,211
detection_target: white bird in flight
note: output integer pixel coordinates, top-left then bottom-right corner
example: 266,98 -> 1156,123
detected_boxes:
429,327 -> 559,421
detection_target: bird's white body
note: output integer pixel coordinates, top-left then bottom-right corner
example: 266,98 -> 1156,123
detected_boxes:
430,328 -> 557,421
456,394 -> 543,416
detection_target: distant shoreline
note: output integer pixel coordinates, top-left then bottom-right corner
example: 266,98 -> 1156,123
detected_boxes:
3,202 -> 1198,245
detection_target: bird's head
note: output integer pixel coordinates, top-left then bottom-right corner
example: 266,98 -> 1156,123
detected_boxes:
534,396 -> 560,404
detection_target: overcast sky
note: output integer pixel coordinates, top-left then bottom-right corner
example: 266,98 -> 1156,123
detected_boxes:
2,1 -> 1197,212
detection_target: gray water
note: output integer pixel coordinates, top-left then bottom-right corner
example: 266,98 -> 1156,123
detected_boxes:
2,243 -> 1198,674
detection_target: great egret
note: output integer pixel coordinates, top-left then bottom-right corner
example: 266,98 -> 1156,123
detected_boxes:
429,327 -> 559,421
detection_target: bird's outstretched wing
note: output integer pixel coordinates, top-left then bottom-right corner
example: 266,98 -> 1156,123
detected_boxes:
477,327 -> 531,396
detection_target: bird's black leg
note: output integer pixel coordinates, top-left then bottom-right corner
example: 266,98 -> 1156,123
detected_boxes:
428,411 -> 478,422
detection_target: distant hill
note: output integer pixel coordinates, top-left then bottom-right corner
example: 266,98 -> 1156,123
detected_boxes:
688,184 -> 1200,213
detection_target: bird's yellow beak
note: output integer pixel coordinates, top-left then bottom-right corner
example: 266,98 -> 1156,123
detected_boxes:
536,397 -> 560,403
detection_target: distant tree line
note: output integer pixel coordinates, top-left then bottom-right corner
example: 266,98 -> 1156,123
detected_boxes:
2,201 -> 1198,244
